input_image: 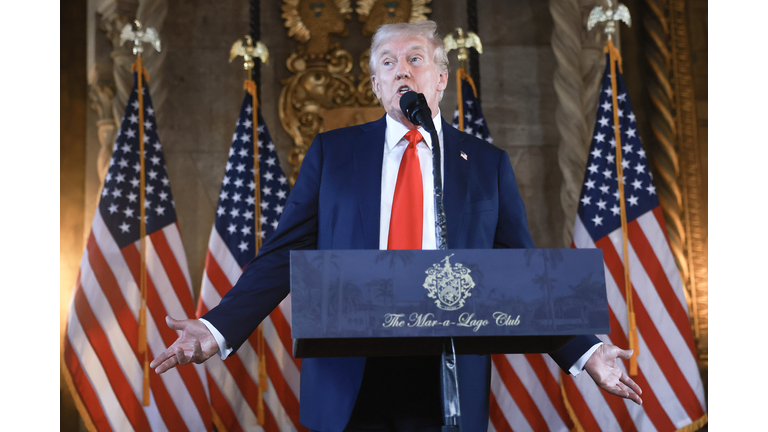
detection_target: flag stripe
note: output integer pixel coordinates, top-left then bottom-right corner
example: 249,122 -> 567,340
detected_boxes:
150,228 -> 196,317
525,354 -> 572,427
86,233 -> 139,355
603,263 -> 694,429
204,249 -> 234,299
597,235 -> 705,420
209,379 -> 243,432
627,217 -> 697,357
488,391 -> 514,432
121,244 -> 211,429
562,375 -> 601,431
80,244 -> 181,430
266,304 -> 302,371
490,361 -> 531,432
644,207 -> 688,311
262,328 -> 304,429
492,355 -> 547,431
73,281 -> 152,431
207,358 -> 256,431
65,310 -> 114,432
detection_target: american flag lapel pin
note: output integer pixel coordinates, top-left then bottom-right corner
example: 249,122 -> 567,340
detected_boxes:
460,151 -> 468,160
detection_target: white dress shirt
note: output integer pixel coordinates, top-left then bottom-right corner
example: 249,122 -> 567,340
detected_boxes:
202,111 -> 599,374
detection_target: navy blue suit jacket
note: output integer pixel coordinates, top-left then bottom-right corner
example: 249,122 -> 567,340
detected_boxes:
204,116 -> 600,432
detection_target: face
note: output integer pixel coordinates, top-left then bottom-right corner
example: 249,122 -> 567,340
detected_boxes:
370,34 -> 448,129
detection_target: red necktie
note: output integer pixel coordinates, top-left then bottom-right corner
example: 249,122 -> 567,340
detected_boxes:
388,129 -> 423,250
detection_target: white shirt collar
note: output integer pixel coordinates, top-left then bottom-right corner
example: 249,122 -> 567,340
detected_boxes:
384,109 -> 442,151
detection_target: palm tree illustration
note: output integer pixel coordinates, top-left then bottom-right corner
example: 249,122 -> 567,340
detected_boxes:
525,249 -> 563,330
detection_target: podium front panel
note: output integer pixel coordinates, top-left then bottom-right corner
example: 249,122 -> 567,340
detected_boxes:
290,249 -> 609,357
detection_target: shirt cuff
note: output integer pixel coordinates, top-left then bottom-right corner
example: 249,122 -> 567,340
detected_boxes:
568,342 -> 603,377
199,318 -> 233,360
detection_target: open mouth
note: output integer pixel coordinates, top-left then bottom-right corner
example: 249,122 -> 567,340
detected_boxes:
397,85 -> 412,96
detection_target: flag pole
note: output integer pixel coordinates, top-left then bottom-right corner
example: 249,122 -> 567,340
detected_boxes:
121,18 -> 162,406
445,28 -> 483,132
604,38 -> 638,375
587,0 -> 640,376
231,34 -> 270,425
587,1 -> 638,375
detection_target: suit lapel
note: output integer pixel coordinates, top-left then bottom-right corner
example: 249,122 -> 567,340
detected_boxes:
353,116 -> 387,249
441,118 -> 469,248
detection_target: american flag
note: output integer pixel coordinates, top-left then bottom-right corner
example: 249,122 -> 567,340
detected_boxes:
452,71 -> 493,144
63,72 -> 212,431
564,55 -> 707,431
452,72 -> 574,432
195,90 -> 303,431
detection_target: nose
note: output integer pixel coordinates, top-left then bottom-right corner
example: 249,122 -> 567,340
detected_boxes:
395,61 -> 411,79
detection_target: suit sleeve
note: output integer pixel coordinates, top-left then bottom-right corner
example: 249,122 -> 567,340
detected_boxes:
494,150 -> 600,373
203,134 -> 325,353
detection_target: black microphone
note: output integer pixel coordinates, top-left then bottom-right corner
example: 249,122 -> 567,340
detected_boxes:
399,91 -> 435,133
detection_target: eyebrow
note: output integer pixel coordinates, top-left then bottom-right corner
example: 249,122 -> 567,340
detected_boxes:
378,44 -> 428,61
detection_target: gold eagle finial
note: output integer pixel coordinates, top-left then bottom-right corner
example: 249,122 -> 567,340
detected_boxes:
230,35 -> 270,70
587,0 -> 631,39
443,28 -> 483,69
119,20 -> 161,55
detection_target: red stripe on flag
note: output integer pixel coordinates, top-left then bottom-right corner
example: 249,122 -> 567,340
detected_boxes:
73,286 -> 153,431
122,245 -> 211,430
222,354 -> 280,431
492,355 -> 549,431
605,305 -> 677,431
562,376 -> 601,432
150,230 -> 195,318
64,329 -> 113,432
597,237 -> 706,421
627,220 -> 697,357
488,390 -> 514,432
86,234 -> 139,356
525,354 -> 573,427
209,374 -> 245,432
263,334 -> 306,431
268,306 -> 302,370
204,250 -> 234,299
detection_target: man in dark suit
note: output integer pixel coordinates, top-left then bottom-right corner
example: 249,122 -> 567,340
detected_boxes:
151,20 -> 642,432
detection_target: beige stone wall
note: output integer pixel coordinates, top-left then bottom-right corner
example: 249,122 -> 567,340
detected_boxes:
79,0 -> 565,303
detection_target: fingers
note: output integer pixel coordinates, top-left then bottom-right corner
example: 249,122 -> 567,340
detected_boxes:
616,348 -> 634,360
620,372 -> 643,395
166,316 -> 186,331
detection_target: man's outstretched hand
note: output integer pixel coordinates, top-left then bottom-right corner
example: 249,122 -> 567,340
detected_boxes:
584,344 -> 643,405
149,317 -> 219,374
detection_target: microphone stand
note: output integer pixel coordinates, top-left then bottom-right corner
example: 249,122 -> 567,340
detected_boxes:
429,127 -> 461,432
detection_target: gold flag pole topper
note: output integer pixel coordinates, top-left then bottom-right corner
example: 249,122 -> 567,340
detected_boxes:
230,35 -> 270,426
587,0 -> 639,376
444,28 -> 482,132
119,19 -> 162,406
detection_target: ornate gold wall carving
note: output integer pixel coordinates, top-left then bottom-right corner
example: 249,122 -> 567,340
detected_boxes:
279,0 -> 430,185
640,0 -> 707,372
668,0 -> 707,371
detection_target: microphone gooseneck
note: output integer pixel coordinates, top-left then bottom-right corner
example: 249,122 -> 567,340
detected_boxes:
399,91 -> 436,133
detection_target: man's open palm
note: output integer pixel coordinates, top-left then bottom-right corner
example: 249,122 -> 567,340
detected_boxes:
149,316 -> 219,374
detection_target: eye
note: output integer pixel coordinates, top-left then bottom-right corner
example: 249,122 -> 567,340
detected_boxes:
410,56 -> 422,63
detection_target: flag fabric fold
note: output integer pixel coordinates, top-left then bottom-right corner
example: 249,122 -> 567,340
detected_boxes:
195,89 -> 304,432
453,71 -> 573,432
63,72 -> 213,432
564,54 -> 707,431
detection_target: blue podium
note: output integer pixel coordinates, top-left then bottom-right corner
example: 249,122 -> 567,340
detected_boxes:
290,248 -> 609,358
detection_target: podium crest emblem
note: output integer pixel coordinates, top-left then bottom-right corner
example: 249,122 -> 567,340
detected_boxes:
424,254 -> 475,311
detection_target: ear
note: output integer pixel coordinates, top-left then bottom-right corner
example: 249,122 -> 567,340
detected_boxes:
371,74 -> 381,99
436,72 -> 448,93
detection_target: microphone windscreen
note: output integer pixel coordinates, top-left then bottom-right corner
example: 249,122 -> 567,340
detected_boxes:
399,91 -> 419,115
